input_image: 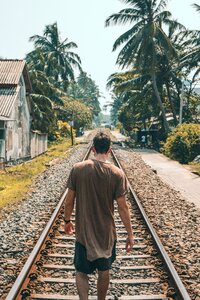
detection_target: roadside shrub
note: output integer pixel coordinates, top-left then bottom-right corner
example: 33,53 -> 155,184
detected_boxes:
162,124 -> 200,163
57,121 -> 71,137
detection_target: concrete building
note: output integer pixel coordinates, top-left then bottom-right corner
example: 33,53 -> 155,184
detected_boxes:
0,60 -> 32,164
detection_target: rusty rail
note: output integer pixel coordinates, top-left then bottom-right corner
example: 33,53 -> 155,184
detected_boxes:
6,142 -> 191,300
5,143 -> 92,300
111,148 -> 191,300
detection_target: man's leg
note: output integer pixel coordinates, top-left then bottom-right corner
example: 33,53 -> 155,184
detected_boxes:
76,271 -> 89,300
97,270 -> 110,300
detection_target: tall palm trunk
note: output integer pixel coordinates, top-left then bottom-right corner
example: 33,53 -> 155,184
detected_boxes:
166,83 -> 178,126
151,73 -> 170,133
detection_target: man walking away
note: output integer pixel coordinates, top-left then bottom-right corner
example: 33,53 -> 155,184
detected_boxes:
64,132 -> 134,300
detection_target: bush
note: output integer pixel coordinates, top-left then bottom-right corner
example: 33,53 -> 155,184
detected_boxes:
162,124 -> 200,163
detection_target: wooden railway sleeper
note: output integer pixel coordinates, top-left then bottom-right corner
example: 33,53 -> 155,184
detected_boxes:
5,143 -> 191,300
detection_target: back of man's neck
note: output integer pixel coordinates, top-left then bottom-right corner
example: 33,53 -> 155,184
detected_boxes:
94,153 -> 109,162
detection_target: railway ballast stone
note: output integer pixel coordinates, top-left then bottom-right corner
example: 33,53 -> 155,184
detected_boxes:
0,142 -> 199,299
114,147 -> 200,299
0,144 -> 88,299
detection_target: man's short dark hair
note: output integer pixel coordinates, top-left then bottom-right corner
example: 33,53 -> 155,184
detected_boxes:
93,132 -> 111,154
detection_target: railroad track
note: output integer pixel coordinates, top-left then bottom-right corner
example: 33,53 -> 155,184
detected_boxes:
6,143 -> 191,300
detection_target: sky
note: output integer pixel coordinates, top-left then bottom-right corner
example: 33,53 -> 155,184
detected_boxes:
0,0 -> 199,111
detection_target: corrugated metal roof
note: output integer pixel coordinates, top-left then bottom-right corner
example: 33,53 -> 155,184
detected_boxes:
0,60 -> 26,86
0,87 -> 19,117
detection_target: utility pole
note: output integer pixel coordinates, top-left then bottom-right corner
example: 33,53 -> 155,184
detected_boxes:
69,120 -> 74,146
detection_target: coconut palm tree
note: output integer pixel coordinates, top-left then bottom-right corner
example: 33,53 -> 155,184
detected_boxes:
182,4 -> 200,76
107,70 -> 159,129
105,0 -> 180,133
67,71 -> 101,117
30,22 -> 82,90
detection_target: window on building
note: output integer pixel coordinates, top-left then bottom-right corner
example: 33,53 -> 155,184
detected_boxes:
0,129 -> 5,139
0,121 -> 5,140
0,121 -> 5,128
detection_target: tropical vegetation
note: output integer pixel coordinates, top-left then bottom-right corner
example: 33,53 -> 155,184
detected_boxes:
26,22 -> 101,140
162,124 -> 200,163
106,0 -> 200,139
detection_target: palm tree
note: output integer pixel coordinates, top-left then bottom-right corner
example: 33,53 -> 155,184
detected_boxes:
67,71 -> 101,117
107,70 -> 159,129
105,0 -> 179,133
30,22 -> 82,90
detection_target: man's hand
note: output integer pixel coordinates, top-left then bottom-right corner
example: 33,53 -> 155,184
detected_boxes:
64,222 -> 75,235
126,235 -> 134,252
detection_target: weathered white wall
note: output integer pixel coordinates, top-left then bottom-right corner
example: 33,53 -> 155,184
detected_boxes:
5,75 -> 31,162
19,76 -> 31,158
31,131 -> 48,158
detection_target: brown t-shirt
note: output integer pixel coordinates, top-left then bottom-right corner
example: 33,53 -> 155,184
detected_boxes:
67,159 -> 128,261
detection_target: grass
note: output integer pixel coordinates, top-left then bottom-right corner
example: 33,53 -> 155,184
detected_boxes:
0,138 -> 72,209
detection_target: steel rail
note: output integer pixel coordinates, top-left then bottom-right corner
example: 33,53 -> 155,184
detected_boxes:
5,143 -> 92,300
6,142 -> 191,300
111,148 -> 191,300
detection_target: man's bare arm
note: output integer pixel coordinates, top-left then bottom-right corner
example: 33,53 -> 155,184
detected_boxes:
64,189 -> 76,235
117,196 -> 134,252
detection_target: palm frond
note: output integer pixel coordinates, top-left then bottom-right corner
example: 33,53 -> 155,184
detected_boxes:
166,19 -> 186,38
154,10 -> 172,22
30,35 -> 55,51
116,28 -> 144,68
112,21 -> 143,51
154,0 -> 168,15
64,51 -> 82,64
61,41 -> 78,50
156,25 -> 177,59
105,9 -> 141,27
120,0 -> 148,11
193,3 -> 200,14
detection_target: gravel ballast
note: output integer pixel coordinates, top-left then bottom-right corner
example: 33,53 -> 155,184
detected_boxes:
0,144 -> 88,299
114,147 -> 200,299
0,143 -> 199,299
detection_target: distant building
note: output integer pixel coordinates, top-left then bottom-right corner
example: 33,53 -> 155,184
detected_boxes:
0,60 -> 32,164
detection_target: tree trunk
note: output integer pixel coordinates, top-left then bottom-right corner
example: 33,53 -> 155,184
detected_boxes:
151,74 -> 170,133
165,83 -> 178,126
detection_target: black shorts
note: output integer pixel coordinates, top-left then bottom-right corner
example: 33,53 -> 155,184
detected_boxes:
74,241 -> 116,274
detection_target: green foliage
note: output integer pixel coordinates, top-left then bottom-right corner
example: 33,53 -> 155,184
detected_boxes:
61,98 -> 93,130
67,71 -> 101,117
57,121 -> 71,138
162,124 -> 200,163
29,22 -> 81,89
26,23 -> 101,140
31,94 -> 53,129
106,1 -> 200,135
109,71 -> 158,130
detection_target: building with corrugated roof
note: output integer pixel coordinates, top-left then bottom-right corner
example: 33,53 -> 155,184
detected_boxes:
0,59 -> 32,163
